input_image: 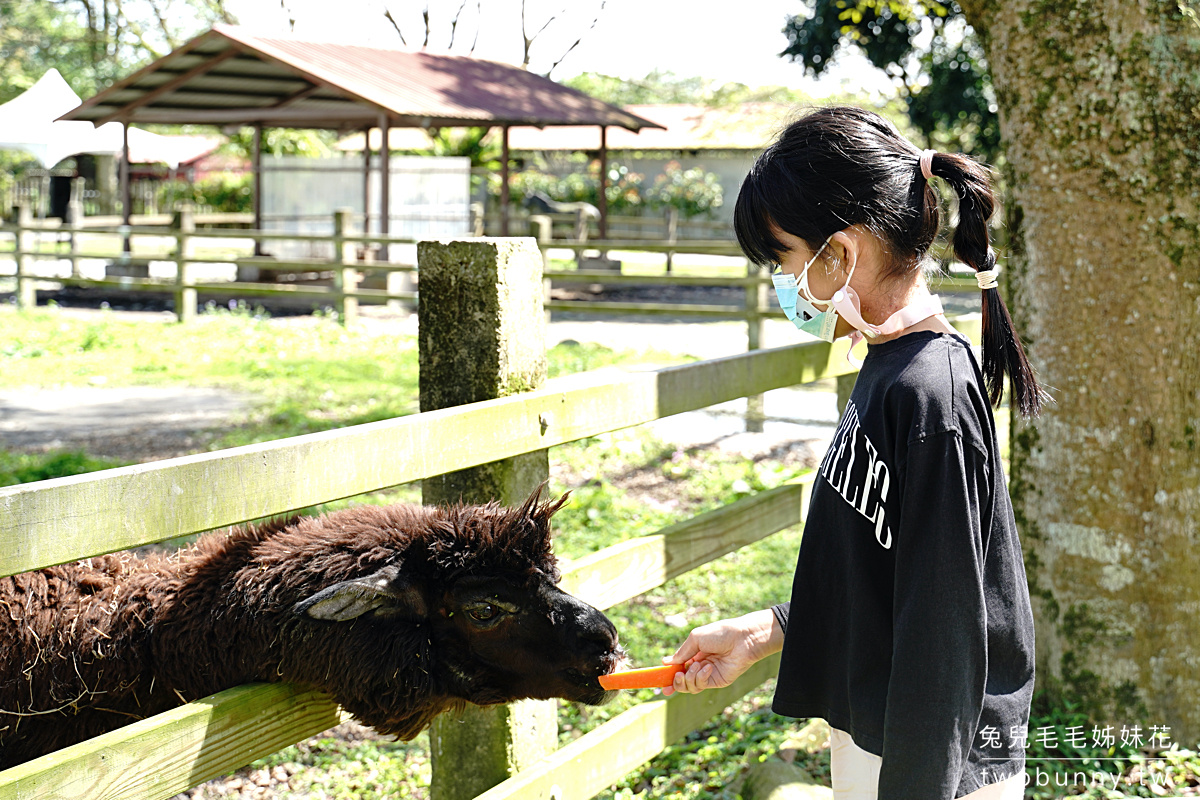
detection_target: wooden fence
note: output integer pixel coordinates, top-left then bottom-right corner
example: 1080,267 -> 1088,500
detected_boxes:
0,229 -> 984,799
0,207 -> 980,335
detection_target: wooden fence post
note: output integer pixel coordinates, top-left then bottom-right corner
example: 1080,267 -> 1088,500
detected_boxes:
745,260 -> 767,432
172,208 -> 196,323
14,205 -> 35,310
332,208 -> 358,326
530,213 -> 554,325
417,237 -> 555,800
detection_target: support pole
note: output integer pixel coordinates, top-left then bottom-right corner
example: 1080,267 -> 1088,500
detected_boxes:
418,237 -> 554,800
597,125 -> 608,239
380,115 -> 391,262
121,121 -> 131,254
172,207 -> 196,323
500,125 -> 510,237
362,125 -> 372,239
252,124 -> 264,256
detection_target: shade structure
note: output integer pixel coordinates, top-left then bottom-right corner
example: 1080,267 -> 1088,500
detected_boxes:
59,25 -> 662,133
59,25 -> 661,240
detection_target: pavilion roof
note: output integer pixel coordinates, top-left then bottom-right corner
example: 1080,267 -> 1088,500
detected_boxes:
60,25 -> 663,133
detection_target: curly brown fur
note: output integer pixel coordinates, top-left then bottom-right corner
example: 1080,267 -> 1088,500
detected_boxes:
0,490 -> 621,768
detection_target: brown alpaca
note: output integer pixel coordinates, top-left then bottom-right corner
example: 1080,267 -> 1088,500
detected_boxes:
0,490 -> 621,768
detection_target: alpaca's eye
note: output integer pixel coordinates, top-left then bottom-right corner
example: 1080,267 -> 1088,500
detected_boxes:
468,604 -> 497,622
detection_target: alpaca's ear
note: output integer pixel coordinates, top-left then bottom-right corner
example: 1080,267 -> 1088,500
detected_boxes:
294,568 -> 426,622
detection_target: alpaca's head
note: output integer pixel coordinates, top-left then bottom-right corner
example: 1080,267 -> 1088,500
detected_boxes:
279,489 -> 622,734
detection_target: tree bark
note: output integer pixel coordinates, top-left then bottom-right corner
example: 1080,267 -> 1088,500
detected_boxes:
959,0 -> 1200,744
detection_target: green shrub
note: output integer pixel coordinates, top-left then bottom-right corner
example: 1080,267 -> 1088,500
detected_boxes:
645,161 -> 724,218
509,161 -> 723,218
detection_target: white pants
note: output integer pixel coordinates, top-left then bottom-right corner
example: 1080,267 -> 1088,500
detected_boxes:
830,727 -> 1026,800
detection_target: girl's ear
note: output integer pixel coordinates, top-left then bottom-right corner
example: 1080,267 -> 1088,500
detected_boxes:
826,229 -> 861,276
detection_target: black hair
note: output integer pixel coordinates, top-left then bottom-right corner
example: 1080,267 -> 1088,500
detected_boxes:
734,105 -> 1046,418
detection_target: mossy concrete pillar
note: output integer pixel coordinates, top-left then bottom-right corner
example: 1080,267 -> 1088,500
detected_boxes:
418,237 -> 555,800
419,238 -> 549,507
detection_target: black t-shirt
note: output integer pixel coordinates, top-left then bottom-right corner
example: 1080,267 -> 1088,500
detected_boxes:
771,330 -> 1035,799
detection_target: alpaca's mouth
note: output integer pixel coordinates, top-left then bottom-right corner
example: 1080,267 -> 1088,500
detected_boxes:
559,645 -> 627,703
560,667 -> 621,705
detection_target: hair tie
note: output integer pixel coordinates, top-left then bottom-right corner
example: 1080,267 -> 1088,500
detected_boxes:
919,149 -> 936,181
976,268 -> 1000,290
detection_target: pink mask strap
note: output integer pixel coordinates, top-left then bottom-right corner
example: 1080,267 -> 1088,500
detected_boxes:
838,295 -> 945,366
830,286 -> 879,337
873,295 -> 944,335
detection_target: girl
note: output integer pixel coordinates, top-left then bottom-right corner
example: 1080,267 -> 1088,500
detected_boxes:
662,106 -> 1044,800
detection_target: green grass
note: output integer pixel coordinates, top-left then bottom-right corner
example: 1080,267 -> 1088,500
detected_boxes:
0,302 -> 686,450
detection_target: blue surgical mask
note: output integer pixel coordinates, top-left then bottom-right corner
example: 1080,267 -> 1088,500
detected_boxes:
771,236 -> 839,341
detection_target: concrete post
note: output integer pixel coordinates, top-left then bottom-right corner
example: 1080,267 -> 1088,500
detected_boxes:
332,208 -> 359,326
172,208 -> 196,323
418,237 -> 555,800
745,261 -> 768,432
14,205 -> 35,309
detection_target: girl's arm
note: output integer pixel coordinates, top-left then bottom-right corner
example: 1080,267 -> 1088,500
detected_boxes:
877,430 -> 991,799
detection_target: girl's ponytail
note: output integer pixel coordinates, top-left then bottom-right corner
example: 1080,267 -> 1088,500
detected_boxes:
925,152 -> 1047,418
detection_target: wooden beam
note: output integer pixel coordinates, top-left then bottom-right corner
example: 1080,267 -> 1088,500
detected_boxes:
120,122 -> 131,250
561,478 -> 811,610
267,83 -> 321,110
362,124 -> 372,237
598,125 -> 607,239
251,123 -> 263,256
96,48 -> 241,126
129,107 -> 379,125
0,683 -> 343,800
380,114 -> 390,260
474,654 -> 783,800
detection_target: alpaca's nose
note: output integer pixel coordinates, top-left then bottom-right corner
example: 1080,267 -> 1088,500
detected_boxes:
578,606 -> 618,650
552,587 -> 620,652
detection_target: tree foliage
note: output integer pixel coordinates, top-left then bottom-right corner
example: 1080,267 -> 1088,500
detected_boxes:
1,0 -> 231,98
562,70 -> 813,107
780,0 -> 999,160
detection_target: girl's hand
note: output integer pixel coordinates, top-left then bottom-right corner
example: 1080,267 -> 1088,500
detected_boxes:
661,608 -> 784,696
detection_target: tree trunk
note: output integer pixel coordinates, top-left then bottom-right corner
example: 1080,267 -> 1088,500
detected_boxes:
959,0 -> 1200,745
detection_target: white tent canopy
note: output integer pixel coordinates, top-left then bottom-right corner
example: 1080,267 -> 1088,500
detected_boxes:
0,69 -> 220,168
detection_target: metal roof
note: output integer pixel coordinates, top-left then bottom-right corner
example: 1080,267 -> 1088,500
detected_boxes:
60,25 -> 664,133
502,103 -> 795,152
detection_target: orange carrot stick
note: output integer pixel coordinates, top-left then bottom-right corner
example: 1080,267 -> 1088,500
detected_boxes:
598,664 -> 684,690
